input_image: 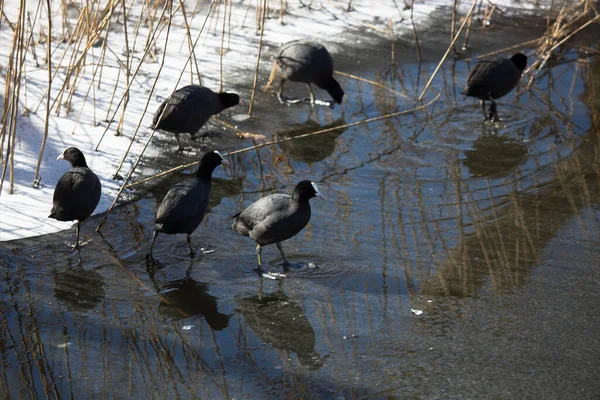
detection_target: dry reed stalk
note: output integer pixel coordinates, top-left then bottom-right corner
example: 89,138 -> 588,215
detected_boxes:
69,45 -> 105,136
26,12 -> 39,67
172,0 -> 216,90
481,1 -> 489,27
248,0 -> 267,116
389,19 -> 395,64
144,0 -> 159,59
61,0 -> 70,39
211,116 -> 264,138
179,0 -> 202,84
334,70 -> 413,100
279,0 -> 284,23
482,3 -> 496,29
96,1 -> 174,232
31,4 -> 87,114
1,9 -> 16,31
130,0 -> 148,56
104,67 -> 121,122
450,0 -> 457,54
115,0 -> 131,136
219,0 -> 228,92
111,16 -> 172,179
546,0 -> 554,32
95,10 -> 112,90
358,21 -> 389,35
227,0 -> 233,49
95,1 -> 173,150
409,0 -> 421,62
63,12 -> 91,116
461,38 -> 540,61
46,3 -> 117,117
521,9 -> 600,93
461,6 -> 475,50
6,0 -> 26,194
54,7 -> 88,115
125,93 -> 440,189
0,2 -> 21,188
33,0 -> 53,188
417,0 -> 478,101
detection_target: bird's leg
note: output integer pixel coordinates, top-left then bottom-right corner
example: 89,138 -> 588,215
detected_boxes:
72,222 -> 81,250
304,83 -> 333,108
147,231 -> 158,258
175,133 -> 185,152
277,77 -> 287,103
186,234 -> 196,258
306,84 -> 316,105
277,77 -> 301,104
491,101 -> 499,122
256,244 -> 263,269
276,242 -> 292,268
488,100 -> 499,122
480,100 -> 487,119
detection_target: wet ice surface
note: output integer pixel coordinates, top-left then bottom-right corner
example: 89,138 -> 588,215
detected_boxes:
2,40 -> 600,398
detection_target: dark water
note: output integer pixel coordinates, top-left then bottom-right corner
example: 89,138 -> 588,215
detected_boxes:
2,36 -> 600,398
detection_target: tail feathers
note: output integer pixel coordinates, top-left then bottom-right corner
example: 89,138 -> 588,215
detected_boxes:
152,101 -> 168,129
460,86 -> 470,96
49,205 -> 61,219
231,213 -> 251,236
48,208 -> 70,221
263,61 -> 279,92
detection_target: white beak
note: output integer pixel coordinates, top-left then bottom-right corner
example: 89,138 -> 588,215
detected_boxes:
311,181 -> 325,199
214,150 -> 230,166
57,153 -> 65,160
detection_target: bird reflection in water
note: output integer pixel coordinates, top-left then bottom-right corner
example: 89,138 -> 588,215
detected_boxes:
237,277 -> 323,370
463,131 -> 528,178
146,258 -> 231,331
53,258 -> 106,312
276,116 -> 347,164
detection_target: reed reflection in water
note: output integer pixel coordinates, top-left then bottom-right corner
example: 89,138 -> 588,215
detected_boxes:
1,50 -> 599,399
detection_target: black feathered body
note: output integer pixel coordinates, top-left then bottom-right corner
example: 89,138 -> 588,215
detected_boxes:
462,58 -> 523,100
154,178 -> 211,234
277,41 -> 334,90
50,167 -> 101,222
152,85 -> 225,135
232,194 -> 311,246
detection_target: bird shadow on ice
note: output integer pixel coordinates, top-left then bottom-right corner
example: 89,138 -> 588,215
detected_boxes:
236,276 -> 325,370
145,257 -> 232,330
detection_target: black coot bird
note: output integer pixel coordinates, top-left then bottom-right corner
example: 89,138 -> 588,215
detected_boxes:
49,147 -> 102,249
232,180 -> 324,270
266,40 -> 344,108
462,53 -> 527,121
152,85 -> 240,151
149,150 -> 229,258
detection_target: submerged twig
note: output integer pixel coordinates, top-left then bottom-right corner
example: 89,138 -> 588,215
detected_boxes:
125,93 -> 440,189
334,70 -> 413,100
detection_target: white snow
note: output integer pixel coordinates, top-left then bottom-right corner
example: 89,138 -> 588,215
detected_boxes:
0,0 -> 552,242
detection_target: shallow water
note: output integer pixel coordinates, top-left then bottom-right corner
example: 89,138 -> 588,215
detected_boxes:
2,35 -> 600,398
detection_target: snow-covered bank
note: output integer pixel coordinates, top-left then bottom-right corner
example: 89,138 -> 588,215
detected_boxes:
0,0 -> 553,241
